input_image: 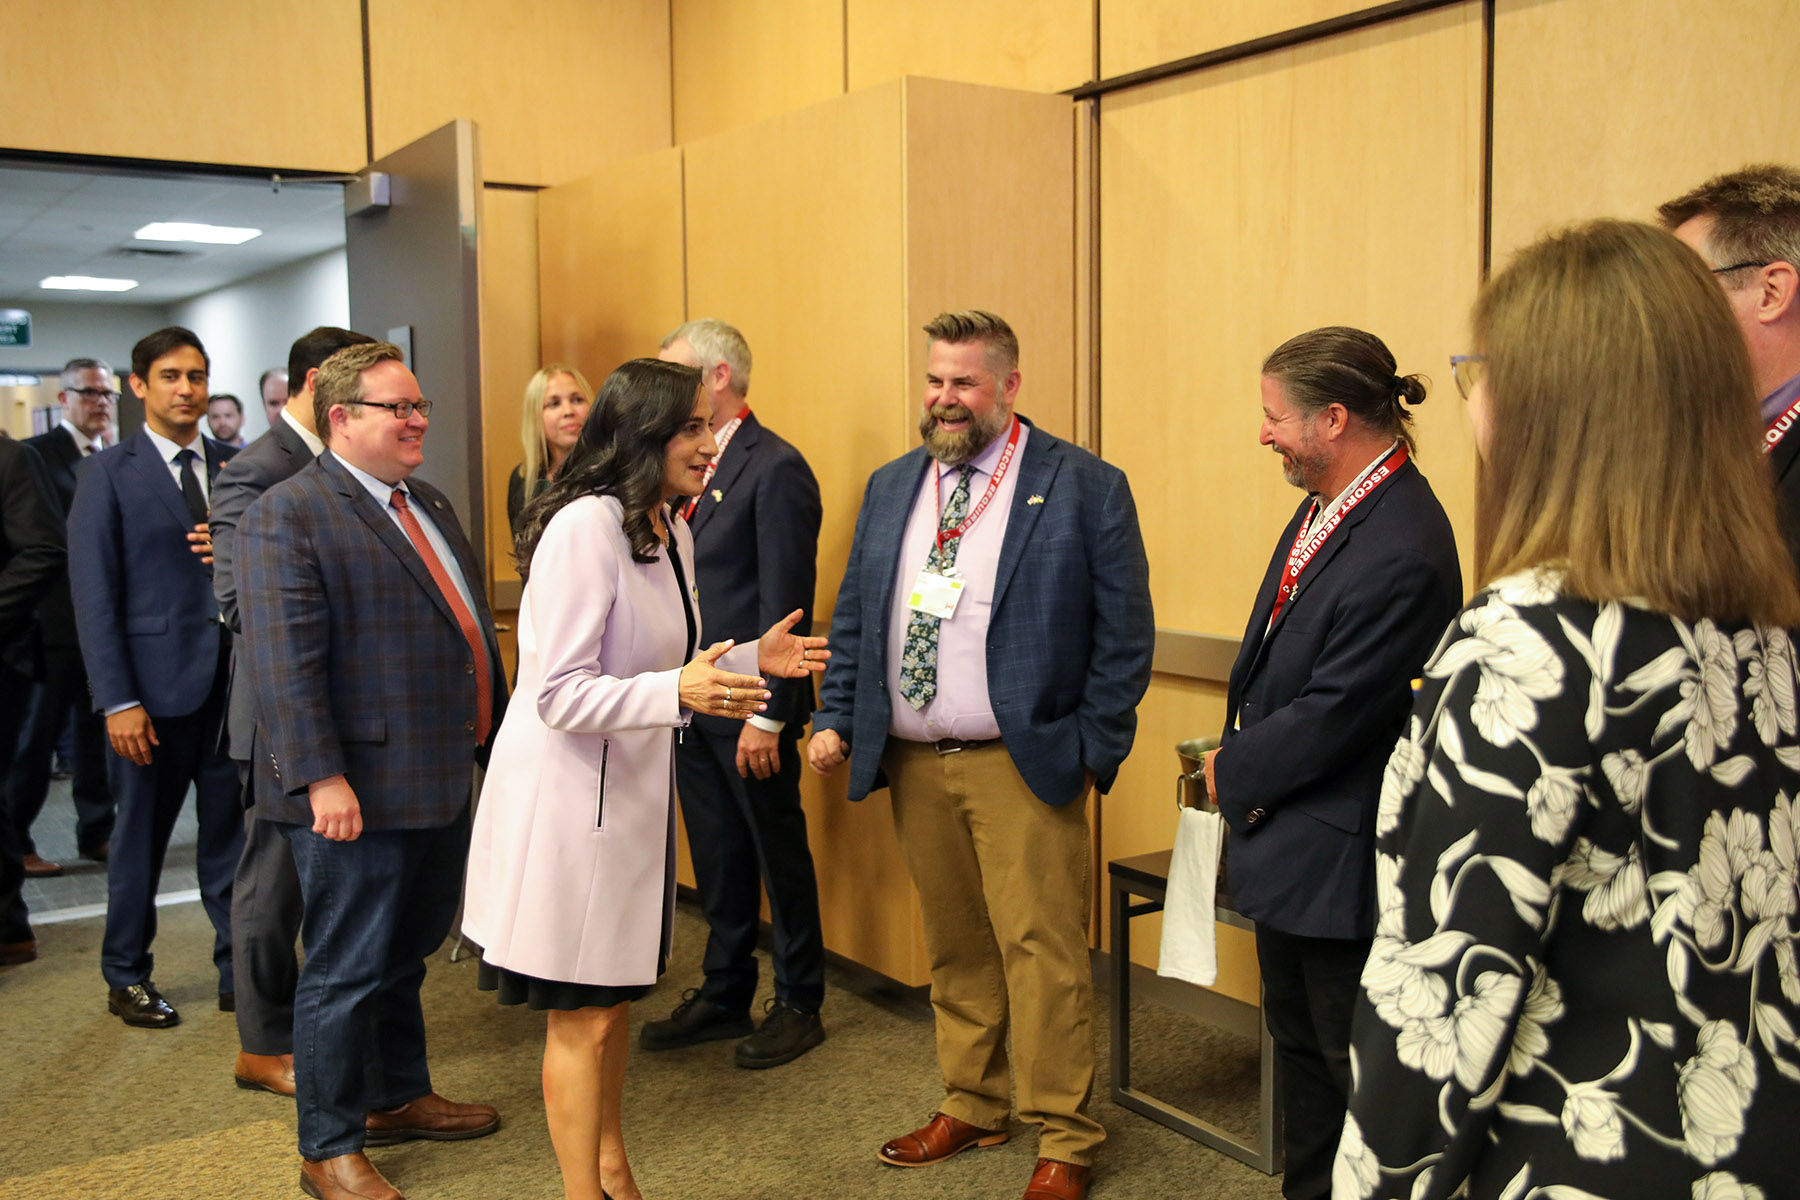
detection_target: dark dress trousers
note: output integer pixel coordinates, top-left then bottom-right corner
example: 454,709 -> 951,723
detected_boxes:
671,412 -> 827,1013
209,417 -> 315,1054
0,438 -> 68,945
6,425 -> 113,858
1215,458 -> 1461,1200
238,452 -> 507,1160
68,429 -> 243,993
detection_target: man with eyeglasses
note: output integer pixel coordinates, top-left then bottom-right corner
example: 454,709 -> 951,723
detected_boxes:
7,360 -> 120,877
238,341 -> 506,1200
1660,164 -> 1800,569
68,328 -> 244,1029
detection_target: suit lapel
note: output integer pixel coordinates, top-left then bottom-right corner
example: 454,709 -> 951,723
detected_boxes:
991,423 -> 1059,614
122,430 -> 196,530
202,435 -> 229,482
1772,424 -> 1800,488
320,453 -> 462,630
689,413 -> 760,539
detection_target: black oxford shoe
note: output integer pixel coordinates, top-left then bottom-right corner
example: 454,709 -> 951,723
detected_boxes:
108,981 -> 180,1028
639,988 -> 753,1051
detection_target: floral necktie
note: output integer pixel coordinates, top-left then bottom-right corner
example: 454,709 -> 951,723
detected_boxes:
898,466 -> 972,710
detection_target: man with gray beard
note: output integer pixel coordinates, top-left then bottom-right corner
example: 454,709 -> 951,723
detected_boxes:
808,311 -> 1153,1200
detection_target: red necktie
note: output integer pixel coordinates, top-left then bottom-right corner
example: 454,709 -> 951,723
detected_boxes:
390,489 -> 492,743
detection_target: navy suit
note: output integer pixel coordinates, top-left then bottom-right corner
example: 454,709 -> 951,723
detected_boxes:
208,416 -> 316,1055
68,428 -> 243,994
1770,412 -> 1800,575
673,412 -> 827,1014
1216,456 -> 1460,1200
814,417 -> 1154,803
6,426 -> 113,859
238,451 -> 506,1159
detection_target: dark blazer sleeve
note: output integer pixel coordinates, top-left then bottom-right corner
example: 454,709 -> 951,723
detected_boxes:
506,465 -> 526,536
1213,543 -> 1453,833
67,457 -> 136,711
0,441 -> 66,657
1078,465 -> 1154,790
210,454 -> 266,635
813,472 -> 877,743
755,446 -> 822,727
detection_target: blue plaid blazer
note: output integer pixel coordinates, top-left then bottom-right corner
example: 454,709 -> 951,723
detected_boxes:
813,418 -> 1154,807
236,451 -> 508,831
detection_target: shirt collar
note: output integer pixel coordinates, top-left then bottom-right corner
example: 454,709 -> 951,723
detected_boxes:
934,416 -> 1019,481
141,423 -> 201,465
281,407 -> 326,456
1761,371 -> 1800,426
1317,440 -> 1400,515
333,452 -> 411,508
59,420 -> 102,452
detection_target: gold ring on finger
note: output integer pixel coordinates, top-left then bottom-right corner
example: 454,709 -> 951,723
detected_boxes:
725,687 -> 733,701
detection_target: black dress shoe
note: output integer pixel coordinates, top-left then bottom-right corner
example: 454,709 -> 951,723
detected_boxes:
108,981 -> 180,1028
734,999 -> 824,1068
638,988 -> 753,1051
218,991 -> 235,1012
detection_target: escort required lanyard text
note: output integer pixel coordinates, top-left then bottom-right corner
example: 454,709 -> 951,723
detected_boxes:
1763,394 -> 1800,457
932,416 -> 1022,558
1266,443 -> 1409,627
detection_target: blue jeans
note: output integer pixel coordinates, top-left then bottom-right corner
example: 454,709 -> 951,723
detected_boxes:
282,807 -> 469,1159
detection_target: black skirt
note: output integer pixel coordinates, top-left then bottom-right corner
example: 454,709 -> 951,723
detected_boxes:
477,955 -> 665,1012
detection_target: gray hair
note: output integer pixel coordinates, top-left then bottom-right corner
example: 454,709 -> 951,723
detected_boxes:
1657,163 -> 1800,280
60,357 -> 113,389
660,318 -> 752,397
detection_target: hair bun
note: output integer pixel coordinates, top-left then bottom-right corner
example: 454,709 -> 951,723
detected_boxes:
1395,374 -> 1427,406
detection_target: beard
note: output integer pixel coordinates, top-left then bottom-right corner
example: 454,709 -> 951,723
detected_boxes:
920,402 -> 1012,466
1280,421 -> 1331,492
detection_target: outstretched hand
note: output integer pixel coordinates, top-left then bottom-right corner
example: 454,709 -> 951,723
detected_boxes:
758,609 -> 830,679
679,640 -> 771,719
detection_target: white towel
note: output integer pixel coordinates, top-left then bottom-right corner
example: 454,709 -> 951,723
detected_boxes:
1156,806 -> 1224,987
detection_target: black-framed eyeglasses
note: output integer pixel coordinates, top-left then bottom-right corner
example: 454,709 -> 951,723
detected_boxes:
67,387 -> 120,403
1711,260 -> 1769,275
1450,354 -> 1486,400
359,399 -> 433,419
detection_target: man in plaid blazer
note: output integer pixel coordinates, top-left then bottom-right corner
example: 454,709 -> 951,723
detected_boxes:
238,341 -> 507,1200
808,312 -> 1153,1200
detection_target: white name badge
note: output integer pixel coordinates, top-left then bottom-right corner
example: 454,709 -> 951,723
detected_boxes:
907,569 -> 965,620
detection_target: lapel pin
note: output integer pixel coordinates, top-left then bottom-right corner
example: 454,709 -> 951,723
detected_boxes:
711,488 -> 723,503
1027,494 -> 1044,506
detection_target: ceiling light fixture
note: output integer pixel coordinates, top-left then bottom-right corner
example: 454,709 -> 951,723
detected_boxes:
133,221 -> 262,245
40,275 -> 140,292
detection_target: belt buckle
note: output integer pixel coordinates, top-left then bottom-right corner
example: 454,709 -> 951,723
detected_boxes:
933,738 -> 964,756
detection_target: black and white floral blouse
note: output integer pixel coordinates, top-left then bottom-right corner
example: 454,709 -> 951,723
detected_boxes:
1334,569 -> 1800,1200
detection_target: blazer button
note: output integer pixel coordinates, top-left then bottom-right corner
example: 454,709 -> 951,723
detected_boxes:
1247,807 -> 1266,824
463,720 -> 476,733
464,662 -> 475,675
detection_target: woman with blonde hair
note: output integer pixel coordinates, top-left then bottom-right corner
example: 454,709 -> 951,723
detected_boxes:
1336,220 -> 1800,1200
508,364 -> 592,533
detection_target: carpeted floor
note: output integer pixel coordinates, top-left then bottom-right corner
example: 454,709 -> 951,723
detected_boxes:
1,893 -> 1285,1200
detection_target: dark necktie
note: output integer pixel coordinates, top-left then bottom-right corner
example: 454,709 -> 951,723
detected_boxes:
175,448 -> 208,524
390,489 -> 492,743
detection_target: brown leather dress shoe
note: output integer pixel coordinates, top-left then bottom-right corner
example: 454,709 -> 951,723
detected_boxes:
299,1151 -> 403,1200
363,1092 -> 500,1145
21,853 -> 61,877
235,1050 -> 296,1096
877,1112 -> 1009,1166
1023,1158 -> 1092,1200
0,940 -> 36,966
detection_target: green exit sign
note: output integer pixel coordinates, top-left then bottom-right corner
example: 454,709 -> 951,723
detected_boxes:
0,309 -> 29,348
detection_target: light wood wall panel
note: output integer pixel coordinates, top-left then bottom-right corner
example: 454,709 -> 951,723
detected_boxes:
1096,4 -> 1485,974
671,0 -> 845,144
477,187 -> 541,613
848,0 -> 1095,94
369,0 -> 671,187
685,80 -> 919,980
2,0 -> 365,171
1491,0 -> 1800,263
1101,0 -> 1374,78
904,80 -> 1077,441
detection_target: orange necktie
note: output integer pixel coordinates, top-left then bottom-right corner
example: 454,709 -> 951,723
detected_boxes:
390,489 -> 492,743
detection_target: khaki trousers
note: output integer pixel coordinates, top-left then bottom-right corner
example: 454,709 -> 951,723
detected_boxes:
881,739 -> 1104,1164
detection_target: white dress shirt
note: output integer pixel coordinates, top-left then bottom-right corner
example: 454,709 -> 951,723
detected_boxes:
334,454 -> 479,620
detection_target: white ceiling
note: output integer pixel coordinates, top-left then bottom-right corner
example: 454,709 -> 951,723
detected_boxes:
0,163 -> 345,305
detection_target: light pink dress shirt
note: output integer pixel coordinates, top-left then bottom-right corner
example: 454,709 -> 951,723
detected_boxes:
885,421 -> 1029,743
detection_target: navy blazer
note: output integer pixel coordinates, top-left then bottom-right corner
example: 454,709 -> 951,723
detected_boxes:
236,452 -> 508,831
1771,419 -> 1800,575
685,412 -> 822,735
26,426 -> 92,649
814,418 -> 1155,808
0,437 -> 66,679
1216,459 -> 1461,940
210,417 -> 316,761
68,428 -> 237,718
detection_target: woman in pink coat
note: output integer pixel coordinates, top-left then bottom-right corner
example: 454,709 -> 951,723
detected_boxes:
462,357 -> 827,1200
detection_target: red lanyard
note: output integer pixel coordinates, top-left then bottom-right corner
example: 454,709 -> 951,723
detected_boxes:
679,407 -> 749,521
933,417 -> 1022,556
1268,444 -> 1408,627
1763,393 -> 1800,457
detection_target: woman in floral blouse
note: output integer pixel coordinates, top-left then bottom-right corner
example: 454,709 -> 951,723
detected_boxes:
1334,220 -> 1800,1200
